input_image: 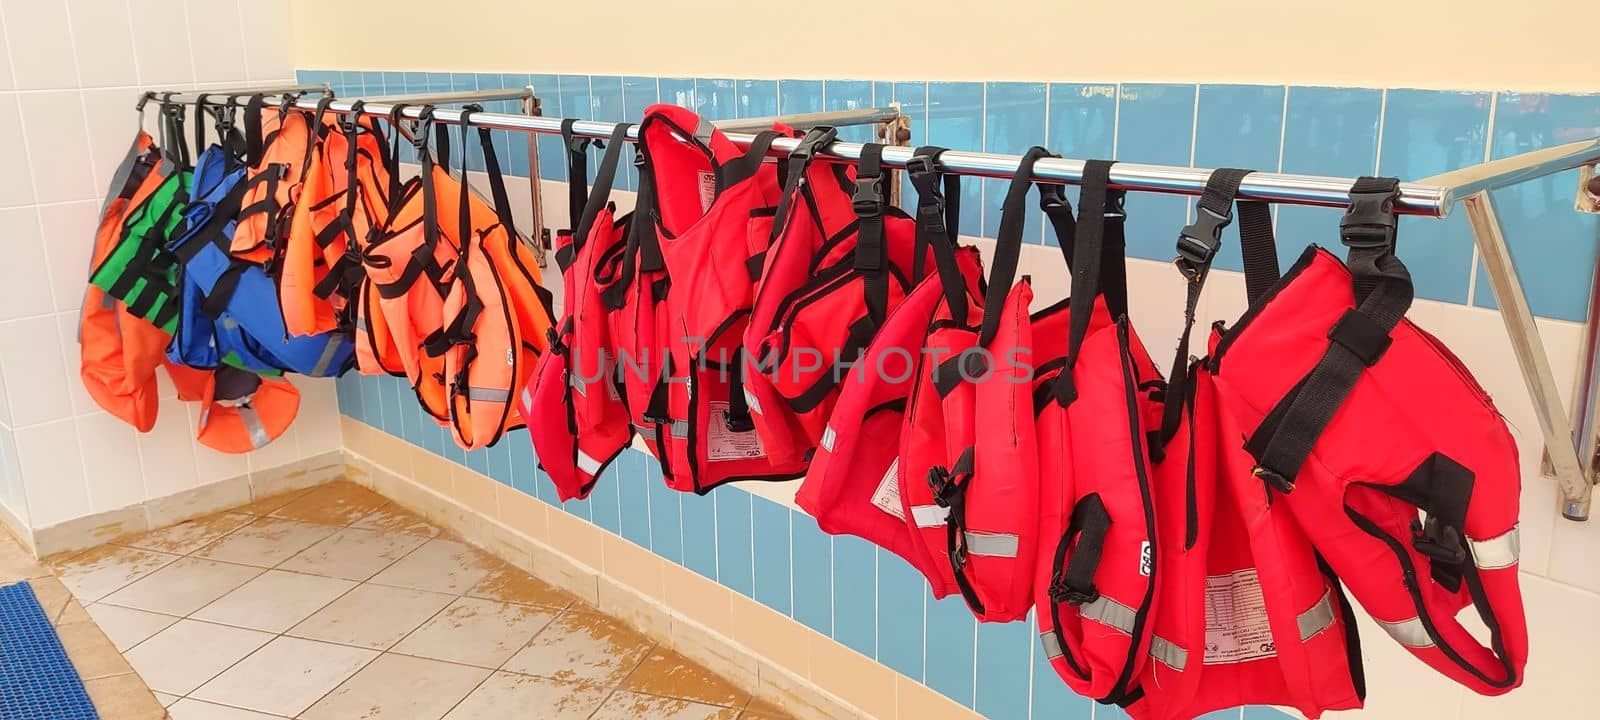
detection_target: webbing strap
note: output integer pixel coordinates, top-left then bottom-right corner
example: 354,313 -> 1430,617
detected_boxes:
854,143 -> 889,326
769,127 -> 838,243
978,147 -> 1055,348
905,146 -> 966,321
1047,160 -> 1119,405
561,118 -> 591,235
1049,494 -> 1111,606
572,123 -> 634,254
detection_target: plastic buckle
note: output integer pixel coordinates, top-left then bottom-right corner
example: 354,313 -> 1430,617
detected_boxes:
904,154 -> 937,178
1104,190 -> 1128,219
790,126 -> 838,163
927,466 -> 961,508
916,196 -> 948,234
1039,185 -> 1069,212
1252,465 -> 1295,493
1411,517 -> 1468,566
411,110 -> 435,151
852,175 -> 884,217
1174,205 -> 1230,280
1340,189 -> 1398,249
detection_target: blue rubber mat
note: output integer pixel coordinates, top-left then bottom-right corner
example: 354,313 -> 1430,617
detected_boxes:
0,581 -> 99,719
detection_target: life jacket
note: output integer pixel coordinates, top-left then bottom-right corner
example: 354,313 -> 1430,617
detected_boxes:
520,122 -> 637,500
1116,170 -> 1366,720
896,148 -> 1081,623
362,106 -> 553,449
80,100 -> 188,432
166,364 -> 299,454
229,95 -> 322,265
164,129 -> 354,377
282,99 -> 394,338
616,105 -> 805,493
742,132 -> 937,466
1200,176 -> 1526,695
349,105 -> 416,378
796,146 -> 981,596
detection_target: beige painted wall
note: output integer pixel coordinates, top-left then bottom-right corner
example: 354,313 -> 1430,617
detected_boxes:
290,0 -> 1593,91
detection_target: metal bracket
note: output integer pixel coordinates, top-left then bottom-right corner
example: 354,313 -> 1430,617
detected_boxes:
522,90 -> 548,267
879,102 -> 911,208
1578,163 -> 1600,215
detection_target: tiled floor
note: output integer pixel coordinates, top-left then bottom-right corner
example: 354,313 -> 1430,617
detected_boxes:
45,481 -> 789,720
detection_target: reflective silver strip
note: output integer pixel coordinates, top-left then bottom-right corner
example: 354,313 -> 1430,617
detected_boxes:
963,531 -> 1019,558
910,505 -> 949,528
568,372 -> 588,396
577,450 -> 602,475
1377,617 -> 1435,649
1080,595 -> 1138,635
1149,635 -> 1188,671
355,317 -> 369,332
310,338 -> 343,376
694,119 -> 716,145
1469,526 -> 1521,570
1297,592 -> 1337,642
239,406 -> 271,449
634,421 -> 688,439
634,423 -> 657,438
520,387 -> 533,407
819,426 -> 836,452
467,386 -> 511,403
743,388 -> 763,415
1040,631 -> 1063,659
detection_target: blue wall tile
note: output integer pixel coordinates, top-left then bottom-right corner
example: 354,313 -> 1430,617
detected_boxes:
983,82 -> 1048,241
334,373 -> 360,418
825,79 -> 874,143
621,76 -> 660,190
696,78 -> 736,121
752,497 -> 792,614
404,72 -> 427,93
1277,86 -> 1383,269
1031,615 -> 1092,719
1196,709 -> 1243,720
714,489 -> 754,596
340,70 -> 364,96
831,535 -> 876,657
450,72 -> 477,93
646,467 -> 682,562
659,78 -> 696,108
557,75 -> 591,121
1380,89 -> 1490,305
923,594 -> 976,707
927,82 -> 985,237
779,80 -> 822,115
1476,92 -> 1600,321
588,461 -> 622,536
1242,707 -> 1291,720
378,375 -> 403,436
466,446 -> 489,477
590,76 -> 626,184
443,425 -> 466,467
737,80 -> 778,119
362,71 -> 384,94
1116,84 -> 1197,262
1044,83 -> 1117,245
876,547 -> 926,680
680,492 -> 718,580
790,512 -> 831,635
893,81 -> 928,203
617,451 -> 653,547
974,619 -> 1032,720
506,428 -> 539,498
381,72 -> 404,95
400,398 -> 425,449
425,72 -> 450,94
503,73 -> 533,178
533,74 -> 565,182
1194,85 -> 1286,272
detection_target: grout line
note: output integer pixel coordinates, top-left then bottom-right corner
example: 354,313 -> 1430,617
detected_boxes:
1373,88 -> 1390,174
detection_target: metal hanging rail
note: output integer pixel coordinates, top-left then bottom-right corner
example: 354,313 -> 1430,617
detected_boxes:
714,105 -> 903,133
190,92 -> 1600,521
157,84 -> 331,103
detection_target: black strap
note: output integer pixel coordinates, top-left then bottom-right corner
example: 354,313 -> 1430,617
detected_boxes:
905,146 -> 967,321
243,94 -> 266,166
978,147 -> 1055,347
725,350 -> 755,432
769,127 -> 838,242
561,118 -> 592,236
572,122 -> 634,253
928,447 -> 987,617
1049,494 -> 1112,606
854,143 -> 889,326
469,105 -> 516,236
1247,177 -> 1412,491
414,106 -> 442,268
1047,160 -> 1116,405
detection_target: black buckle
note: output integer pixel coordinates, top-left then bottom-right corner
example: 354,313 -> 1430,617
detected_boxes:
1252,464 -> 1295,493
725,413 -> 754,433
904,154 -> 937,178
1039,185 -> 1069,212
915,197 -> 947,234
853,175 -> 884,217
1049,574 -> 1100,606
1104,190 -> 1128,219
1175,205 -> 1231,280
1340,189 -> 1398,250
789,126 -> 838,163
1411,516 -> 1468,566
927,466 -> 962,508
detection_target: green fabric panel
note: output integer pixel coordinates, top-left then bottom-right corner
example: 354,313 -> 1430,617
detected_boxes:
89,171 -> 191,333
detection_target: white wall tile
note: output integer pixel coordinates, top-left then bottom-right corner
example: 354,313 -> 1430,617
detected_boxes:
128,0 -> 194,87
184,0 -> 246,84
0,314 -> 73,428
77,410 -> 145,513
66,0 -> 139,88
0,0 -> 79,90
16,91 -> 96,204
288,376 -> 343,459
137,372 -> 199,500
55,312 -> 96,417
0,207 -> 56,320
0,15 -> 13,91
37,200 -> 97,312
1459,574 -> 1600,719
0,426 -> 24,523
0,95 -> 33,207
237,0 -> 293,82
16,418 -> 89,527
246,422 -> 301,473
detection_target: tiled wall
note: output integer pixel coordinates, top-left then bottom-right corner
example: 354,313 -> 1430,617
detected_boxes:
0,0 -> 343,538
317,67 -> 1600,720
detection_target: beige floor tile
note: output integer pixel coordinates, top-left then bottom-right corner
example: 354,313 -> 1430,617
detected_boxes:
622,647 -> 752,708
590,690 -> 742,720
233,487 -> 315,517
123,619 -> 274,695
0,533 -> 47,581
276,527 -> 427,581
55,620 -> 134,679
117,512 -> 256,555
300,653 -> 491,720
153,692 -> 181,707
467,563 -> 577,609
502,611 -> 655,685
56,596 -> 92,625
191,569 -> 358,633
83,672 -> 169,720
51,544 -> 181,602
287,582 -> 456,650
28,576 -> 75,624
441,671 -> 612,720
368,537 -> 495,595
100,556 -> 264,616
352,503 -> 440,537
192,517 -> 337,568
271,482 -> 394,526
190,636 -> 378,716
85,602 -> 181,652
168,698 -> 288,719
392,596 -> 558,668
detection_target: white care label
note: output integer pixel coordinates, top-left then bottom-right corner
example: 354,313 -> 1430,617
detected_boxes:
707,401 -> 766,461
1203,568 -> 1275,665
871,458 -> 905,520
698,171 -> 717,212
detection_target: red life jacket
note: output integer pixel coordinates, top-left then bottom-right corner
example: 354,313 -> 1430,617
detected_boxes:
521,122 -> 638,501
1204,176 -> 1525,696
797,146 -> 980,597
1126,169 -> 1366,720
743,133 -> 937,466
618,105 -> 805,493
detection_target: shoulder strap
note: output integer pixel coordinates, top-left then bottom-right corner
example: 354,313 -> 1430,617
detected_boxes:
906,146 -> 967,319
854,143 -> 890,325
768,127 -> 838,242
977,146 -> 1055,346
466,104 -> 516,236
561,119 -> 592,235
1046,159 -> 1117,405
572,122 -> 634,252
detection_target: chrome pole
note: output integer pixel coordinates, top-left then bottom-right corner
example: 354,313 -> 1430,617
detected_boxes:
362,88 -> 533,106
158,84 -> 330,103
1461,190 -> 1594,519
713,106 -> 903,133
522,91 -> 548,267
